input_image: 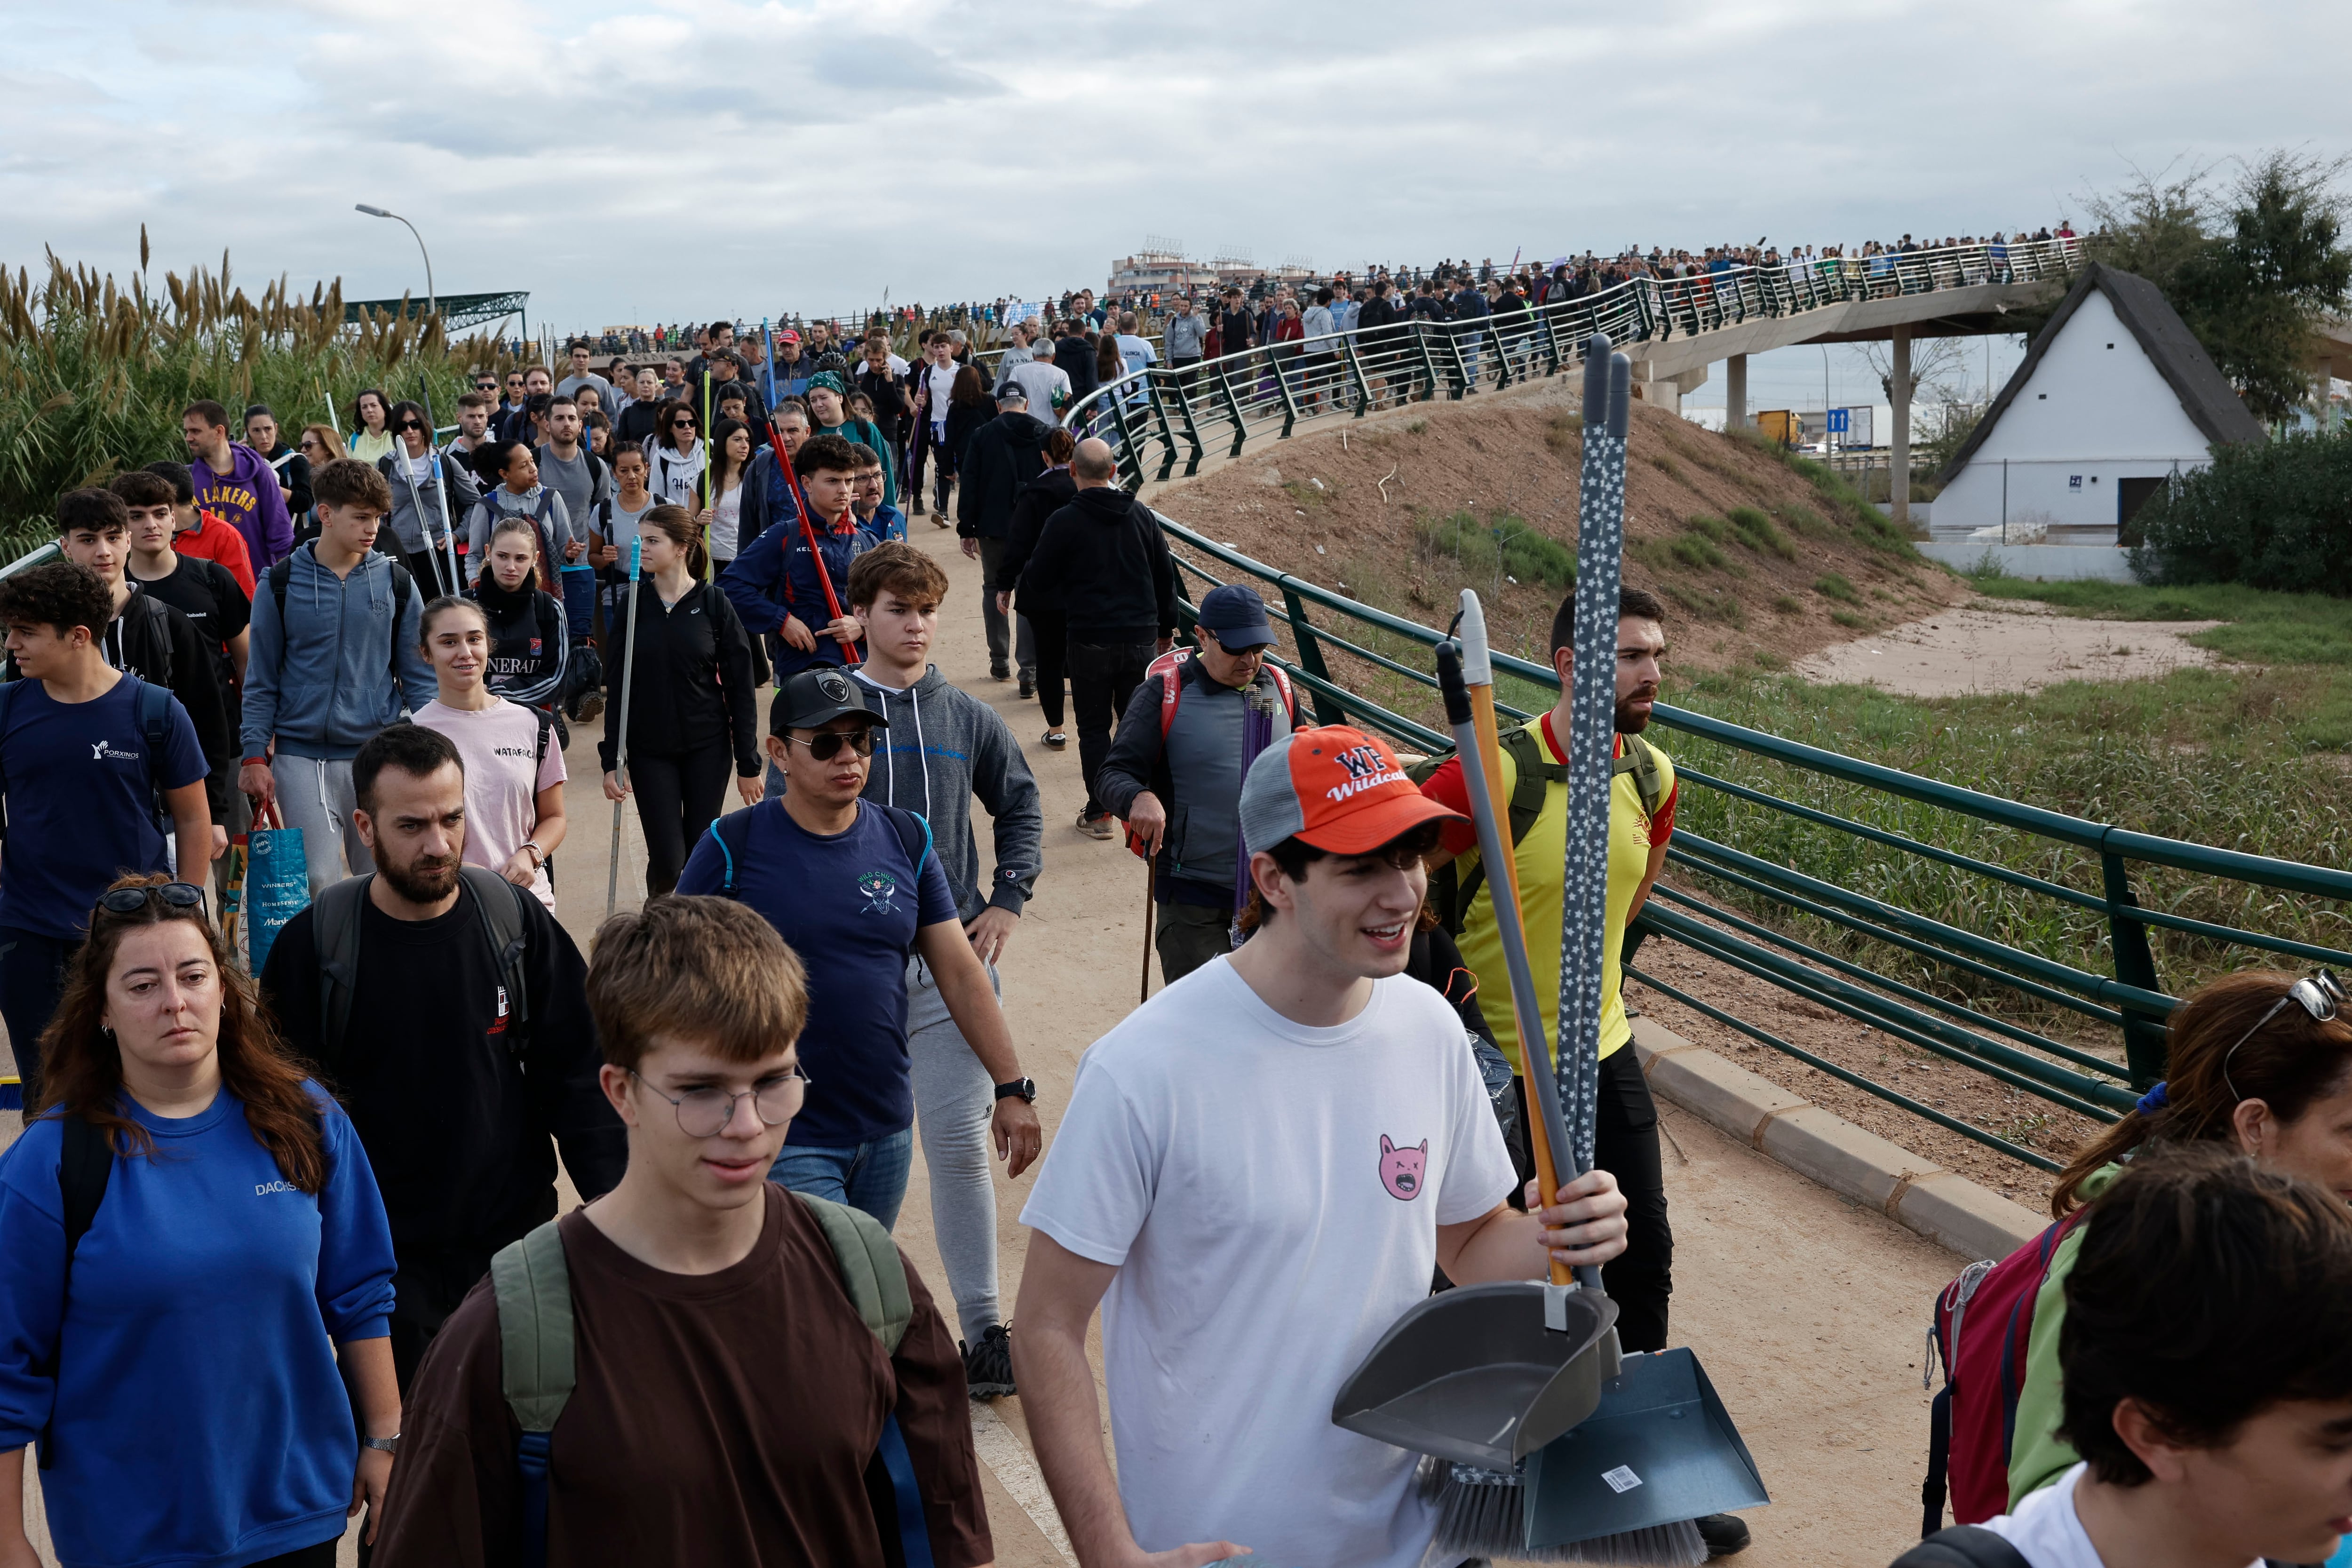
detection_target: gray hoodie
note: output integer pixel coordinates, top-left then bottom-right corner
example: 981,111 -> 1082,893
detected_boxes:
850,664 -> 1042,922
240,543 -> 435,760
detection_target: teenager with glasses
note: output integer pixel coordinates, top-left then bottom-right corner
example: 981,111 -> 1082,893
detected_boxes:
371,895 -> 994,1565
259,724 -> 622,1402
597,506 -> 762,897
0,871 -> 399,1568
679,667 -> 1042,1234
1936,968 -> 2352,1525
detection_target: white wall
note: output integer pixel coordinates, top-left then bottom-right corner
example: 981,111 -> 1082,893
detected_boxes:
1934,291 -> 2217,538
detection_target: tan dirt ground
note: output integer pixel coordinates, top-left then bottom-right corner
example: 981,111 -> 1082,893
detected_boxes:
1152,377 -> 1968,678
1791,598 -> 2231,696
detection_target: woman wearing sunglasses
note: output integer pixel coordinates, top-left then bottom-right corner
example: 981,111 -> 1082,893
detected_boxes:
1949,968 -> 2351,1524
647,402 -> 706,511
373,400 -> 477,598
0,876 -> 398,1568
597,506 -> 761,896
292,426 -> 345,545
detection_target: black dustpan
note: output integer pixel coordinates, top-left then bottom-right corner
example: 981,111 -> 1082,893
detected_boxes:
1332,1280 -> 1621,1470
1522,1348 -> 1769,1548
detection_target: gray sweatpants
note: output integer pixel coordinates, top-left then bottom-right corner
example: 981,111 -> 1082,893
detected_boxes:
271,754 -> 373,896
906,952 -> 1002,1345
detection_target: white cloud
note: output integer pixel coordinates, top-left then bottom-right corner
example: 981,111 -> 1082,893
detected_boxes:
7,0 -> 2346,330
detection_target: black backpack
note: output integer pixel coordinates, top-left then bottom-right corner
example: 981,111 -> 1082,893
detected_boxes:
306,865 -> 535,1075
1892,1527 -> 2315,1568
35,1115 -> 115,1471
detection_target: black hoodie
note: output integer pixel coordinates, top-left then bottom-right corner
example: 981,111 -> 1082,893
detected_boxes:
955,409 -> 1051,540
1019,486 -> 1177,645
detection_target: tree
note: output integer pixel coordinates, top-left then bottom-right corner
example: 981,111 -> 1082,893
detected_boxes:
2072,151 -> 2352,423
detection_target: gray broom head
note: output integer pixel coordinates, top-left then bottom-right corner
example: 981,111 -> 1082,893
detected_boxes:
1420,1458 -> 1708,1567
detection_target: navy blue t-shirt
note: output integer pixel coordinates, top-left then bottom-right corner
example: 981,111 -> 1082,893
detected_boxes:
677,797 -> 957,1146
0,676 -> 207,939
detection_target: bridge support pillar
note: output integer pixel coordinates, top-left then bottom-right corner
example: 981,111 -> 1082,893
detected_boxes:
1725,354 -> 1748,429
1890,326 -> 1913,529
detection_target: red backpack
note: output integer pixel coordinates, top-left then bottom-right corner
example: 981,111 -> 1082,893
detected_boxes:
1922,1209 -> 2090,1533
1123,649 -> 1298,860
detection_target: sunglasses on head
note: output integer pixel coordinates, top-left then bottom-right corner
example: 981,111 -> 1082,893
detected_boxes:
95,882 -> 207,918
789,728 -> 876,760
2222,970 -> 2347,1100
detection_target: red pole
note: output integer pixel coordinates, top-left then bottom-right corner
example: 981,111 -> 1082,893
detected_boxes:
764,419 -> 860,665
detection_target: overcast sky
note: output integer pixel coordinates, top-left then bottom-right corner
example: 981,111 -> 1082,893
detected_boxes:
9,0 -> 2345,337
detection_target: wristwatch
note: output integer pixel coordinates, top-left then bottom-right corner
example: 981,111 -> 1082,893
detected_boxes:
993,1077 -> 1038,1104
362,1433 -> 401,1455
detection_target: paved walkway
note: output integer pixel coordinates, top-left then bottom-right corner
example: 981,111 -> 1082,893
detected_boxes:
6,524 -> 1966,1567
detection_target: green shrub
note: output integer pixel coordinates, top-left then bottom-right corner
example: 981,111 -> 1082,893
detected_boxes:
1773,501 -> 1831,538
1669,533 -> 1730,571
1814,573 -> 1860,602
2130,430 -> 2352,595
1685,513 -> 1729,542
1726,505 -> 1800,559
1651,454 -> 1684,480
1831,609 -> 1869,628
1416,510 -> 1576,589
1772,594 -> 1804,613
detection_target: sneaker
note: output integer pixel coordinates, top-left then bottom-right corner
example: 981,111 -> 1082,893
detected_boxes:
1076,811 -> 1115,840
991,664 -> 1011,682
911,497 -> 927,517
961,1323 -> 1016,1400
1017,669 -> 1036,699
1695,1513 -> 1751,1558
572,691 -> 604,724
1041,730 -> 1067,749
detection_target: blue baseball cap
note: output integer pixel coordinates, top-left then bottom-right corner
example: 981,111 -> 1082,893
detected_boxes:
1196,584 -> 1275,650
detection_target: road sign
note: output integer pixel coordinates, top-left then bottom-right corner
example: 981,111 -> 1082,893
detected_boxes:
1826,407 -> 1850,434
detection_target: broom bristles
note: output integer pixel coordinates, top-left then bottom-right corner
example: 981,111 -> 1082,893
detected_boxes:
1421,1458 -> 1709,1566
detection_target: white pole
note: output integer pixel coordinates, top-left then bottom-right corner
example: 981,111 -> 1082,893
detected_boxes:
605,535 -> 645,918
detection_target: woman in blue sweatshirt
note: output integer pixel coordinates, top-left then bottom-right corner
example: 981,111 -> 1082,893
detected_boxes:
0,876 -> 399,1568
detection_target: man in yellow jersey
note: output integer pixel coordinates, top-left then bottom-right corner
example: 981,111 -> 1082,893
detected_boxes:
1418,586 -> 1675,1348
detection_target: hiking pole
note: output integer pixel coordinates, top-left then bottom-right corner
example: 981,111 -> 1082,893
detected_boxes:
1140,858 -> 1156,1004
699,367 -> 714,580
415,380 -> 464,596
604,535 -> 644,918
763,414 -> 861,666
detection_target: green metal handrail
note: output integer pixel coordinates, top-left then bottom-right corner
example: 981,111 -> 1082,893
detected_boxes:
1144,514 -> 2350,1170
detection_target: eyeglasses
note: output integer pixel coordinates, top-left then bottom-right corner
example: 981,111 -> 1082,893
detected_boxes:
789,729 -> 876,760
2222,970 -> 2346,1100
94,882 -> 207,918
631,1066 -> 809,1137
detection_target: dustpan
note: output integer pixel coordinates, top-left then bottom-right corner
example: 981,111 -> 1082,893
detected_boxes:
1522,1349 -> 1769,1546
1332,1279 -> 1621,1469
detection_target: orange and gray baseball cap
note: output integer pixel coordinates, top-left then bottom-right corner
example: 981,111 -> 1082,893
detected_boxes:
1240,725 -> 1466,857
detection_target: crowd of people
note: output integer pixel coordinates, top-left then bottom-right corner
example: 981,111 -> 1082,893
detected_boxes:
0,251 -> 2342,1568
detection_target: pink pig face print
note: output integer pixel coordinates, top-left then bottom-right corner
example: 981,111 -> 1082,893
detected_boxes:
1379,1135 -> 1429,1202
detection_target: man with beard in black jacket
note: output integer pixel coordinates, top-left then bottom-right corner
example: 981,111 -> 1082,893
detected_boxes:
956,384 -> 1053,690
1015,438 -> 1176,839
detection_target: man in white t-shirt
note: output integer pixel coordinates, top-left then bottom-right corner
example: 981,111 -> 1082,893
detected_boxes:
1017,725 -> 1630,1568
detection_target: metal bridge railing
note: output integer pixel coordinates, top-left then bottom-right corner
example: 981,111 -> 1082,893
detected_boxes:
1058,237 -> 2080,488
1144,514 -> 2351,1175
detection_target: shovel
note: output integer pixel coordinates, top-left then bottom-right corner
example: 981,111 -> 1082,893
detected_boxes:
1330,614 -> 1619,1472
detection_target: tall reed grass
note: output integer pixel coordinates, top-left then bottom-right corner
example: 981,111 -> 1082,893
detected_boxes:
1,236 -> 505,553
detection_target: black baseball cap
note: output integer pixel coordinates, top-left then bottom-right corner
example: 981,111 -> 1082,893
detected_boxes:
769,667 -> 890,736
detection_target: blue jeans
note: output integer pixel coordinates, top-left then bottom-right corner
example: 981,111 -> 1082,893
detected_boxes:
771,1127 -> 915,1231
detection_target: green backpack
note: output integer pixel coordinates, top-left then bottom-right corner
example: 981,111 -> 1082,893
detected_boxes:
491,1191 -> 920,1567
1409,724 -> 1669,937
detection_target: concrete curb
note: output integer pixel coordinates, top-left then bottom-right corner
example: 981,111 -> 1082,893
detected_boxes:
1630,1017 -> 2043,1262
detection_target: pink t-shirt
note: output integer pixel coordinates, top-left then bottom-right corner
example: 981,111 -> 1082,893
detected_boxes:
413,699 -> 567,910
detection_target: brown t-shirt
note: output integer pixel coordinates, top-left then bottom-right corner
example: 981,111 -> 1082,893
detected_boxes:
372,1187 -> 993,1567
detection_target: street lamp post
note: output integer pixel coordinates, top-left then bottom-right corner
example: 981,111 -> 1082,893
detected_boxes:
354,204 -> 434,321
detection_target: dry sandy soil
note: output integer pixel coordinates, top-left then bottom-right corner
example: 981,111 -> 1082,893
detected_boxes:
1792,598 -> 2231,697
1153,377 -> 1969,678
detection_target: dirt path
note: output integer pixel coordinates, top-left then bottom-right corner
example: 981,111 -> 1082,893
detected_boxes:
1791,598 -> 2228,695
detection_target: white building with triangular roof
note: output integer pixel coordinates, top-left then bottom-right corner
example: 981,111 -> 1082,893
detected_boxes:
1931,263 -> 2265,546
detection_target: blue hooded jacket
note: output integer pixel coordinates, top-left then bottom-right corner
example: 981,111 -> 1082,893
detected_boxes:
718,510 -> 880,678
240,543 -> 436,759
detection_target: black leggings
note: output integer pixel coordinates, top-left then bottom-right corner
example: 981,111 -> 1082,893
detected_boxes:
1027,607 -> 1069,729
1513,1045 -> 1673,1352
252,1538 -> 340,1567
631,747 -> 735,896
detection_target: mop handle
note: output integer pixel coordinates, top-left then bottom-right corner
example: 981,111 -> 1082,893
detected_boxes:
1438,638 -> 1580,1290
764,418 -> 861,665
605,535 -> 644,918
